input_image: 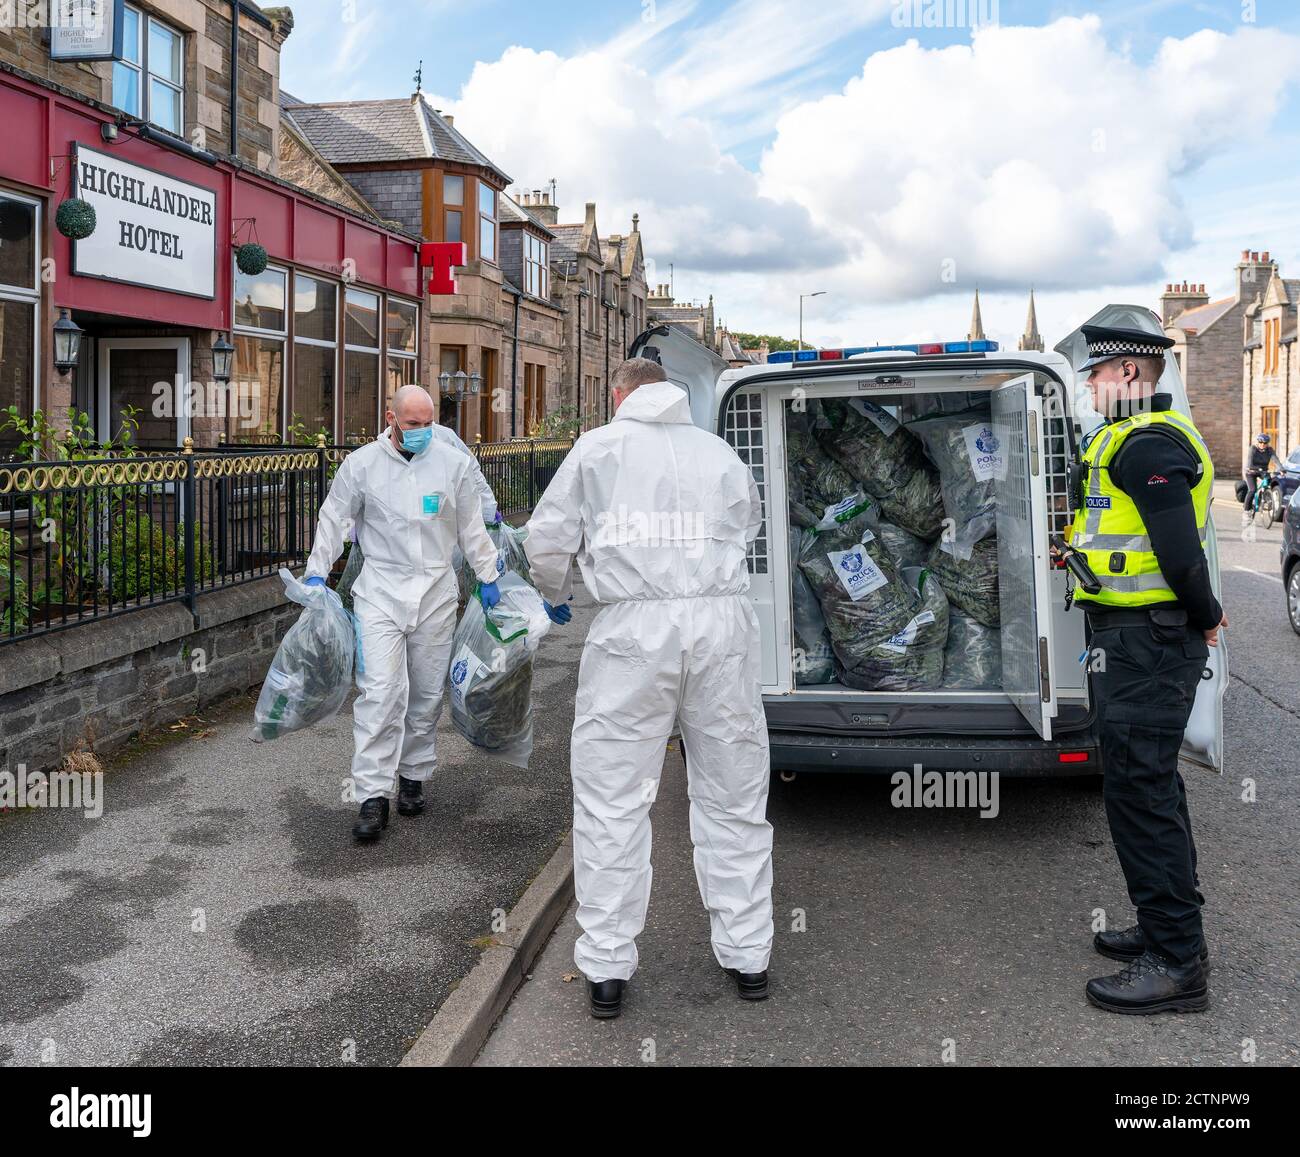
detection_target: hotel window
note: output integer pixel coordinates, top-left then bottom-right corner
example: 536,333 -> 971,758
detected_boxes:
385,298 -> 419,394
231,263 -> 287,442
0,192 -> 39,455
293,274 -> 337,443
344,289 -> 381,445
444,174 -> 463,245
113,5 -> 185,136
524,234 -> 548,298
478,182 -> 497,264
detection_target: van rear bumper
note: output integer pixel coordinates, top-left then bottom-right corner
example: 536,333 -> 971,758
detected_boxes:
768,729 -> 1100,777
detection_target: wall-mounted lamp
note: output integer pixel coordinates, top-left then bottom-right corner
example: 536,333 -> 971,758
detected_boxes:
53,309 -> 83,375
211,332 -> 235,385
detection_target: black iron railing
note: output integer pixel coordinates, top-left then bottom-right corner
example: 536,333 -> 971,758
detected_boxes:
0,435 -> 571,646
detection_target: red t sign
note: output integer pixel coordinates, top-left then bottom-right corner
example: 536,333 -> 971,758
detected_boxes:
420,241 -> 466,295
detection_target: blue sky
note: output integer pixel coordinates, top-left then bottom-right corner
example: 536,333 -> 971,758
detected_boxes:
282,1 -> 1300,349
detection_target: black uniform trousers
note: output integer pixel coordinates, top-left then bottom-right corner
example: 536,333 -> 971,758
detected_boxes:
1087,612 -> 1208,967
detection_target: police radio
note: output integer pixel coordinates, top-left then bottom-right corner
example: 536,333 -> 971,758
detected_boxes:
1050,534 -> 1102,597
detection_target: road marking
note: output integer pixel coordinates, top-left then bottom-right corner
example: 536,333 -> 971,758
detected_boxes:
1231,565 -> 1282,584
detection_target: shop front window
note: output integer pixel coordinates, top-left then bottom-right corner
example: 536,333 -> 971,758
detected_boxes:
385,298 -> 418,394
0,192 -> 39,456
231,262 -> 287,442
343,288 -> 380,445
293,275 -> 337,442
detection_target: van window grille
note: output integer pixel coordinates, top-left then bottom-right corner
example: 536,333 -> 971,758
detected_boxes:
723,390 -> 767,574
1042,401 -> 1072,538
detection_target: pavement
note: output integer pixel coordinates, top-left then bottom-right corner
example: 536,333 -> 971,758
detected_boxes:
0,580 -> 596,1068
477,499 -> 1300,1066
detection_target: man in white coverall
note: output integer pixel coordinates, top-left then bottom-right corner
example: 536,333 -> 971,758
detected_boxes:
525,357 -> 774,1019
304,385 -> 502,842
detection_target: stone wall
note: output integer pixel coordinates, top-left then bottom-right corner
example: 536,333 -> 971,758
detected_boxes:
0,576 -> 298,778
0,0 -> 288,174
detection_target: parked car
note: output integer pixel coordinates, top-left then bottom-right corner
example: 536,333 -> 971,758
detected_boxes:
1278,447 -> 1300,504
1283,487 -> 1300,635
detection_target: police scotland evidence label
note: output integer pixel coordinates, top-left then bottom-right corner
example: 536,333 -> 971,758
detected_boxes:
828,543 -> 888,601
962,420 -> 1008,483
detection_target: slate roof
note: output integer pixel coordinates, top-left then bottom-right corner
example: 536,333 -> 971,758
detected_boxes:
283,96 -> 511,184
1170,296 -> 1236,335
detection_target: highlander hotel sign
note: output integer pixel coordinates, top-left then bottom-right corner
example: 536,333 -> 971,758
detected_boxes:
72,145 -> 217,299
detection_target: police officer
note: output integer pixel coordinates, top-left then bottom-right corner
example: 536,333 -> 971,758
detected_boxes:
1068,325 -> 1227,1015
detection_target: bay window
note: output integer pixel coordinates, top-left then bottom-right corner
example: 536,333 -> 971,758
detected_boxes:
478,181 -> 497,264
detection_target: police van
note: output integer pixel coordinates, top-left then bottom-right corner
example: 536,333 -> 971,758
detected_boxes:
630,304 -> 1226,777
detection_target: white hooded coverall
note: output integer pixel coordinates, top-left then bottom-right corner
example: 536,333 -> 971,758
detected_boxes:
305,430 -> 500,803
525,381 -> 774,982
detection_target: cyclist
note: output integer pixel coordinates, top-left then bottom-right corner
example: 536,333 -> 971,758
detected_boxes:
1243,433 -> 1283,513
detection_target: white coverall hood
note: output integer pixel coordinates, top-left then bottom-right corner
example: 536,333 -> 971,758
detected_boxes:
524,382 -> 773,983
524,382 -> 762,608
612,379 -> 694,426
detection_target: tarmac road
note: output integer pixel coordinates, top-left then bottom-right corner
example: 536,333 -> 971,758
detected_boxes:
0,583 -> 597,1067
477,498 -> 1300,1066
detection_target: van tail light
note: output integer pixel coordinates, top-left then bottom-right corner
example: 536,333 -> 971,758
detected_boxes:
1058,751 -> 1090,763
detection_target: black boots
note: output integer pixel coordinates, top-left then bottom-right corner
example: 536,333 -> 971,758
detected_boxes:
725,968 -> 769,1001
1094,924 -> 1208,965
352,796 -> 389,842
397,776 -> 425,816
1086,951 -> 1209,1015
588,979 -> 626,1020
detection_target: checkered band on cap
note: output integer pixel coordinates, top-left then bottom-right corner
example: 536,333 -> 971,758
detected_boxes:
1087,339 -> 1168,358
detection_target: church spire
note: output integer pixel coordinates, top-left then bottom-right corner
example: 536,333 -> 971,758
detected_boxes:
1018,288 -> 1044,352
968,288 -> 986,342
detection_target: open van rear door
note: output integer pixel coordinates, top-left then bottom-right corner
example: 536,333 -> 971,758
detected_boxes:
992,374 -> 1057,739
1056,305 -> 1226,772
628,325 -> 728,432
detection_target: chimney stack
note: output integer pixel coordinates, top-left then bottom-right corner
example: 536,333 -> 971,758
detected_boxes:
1160,278 -> 1210,326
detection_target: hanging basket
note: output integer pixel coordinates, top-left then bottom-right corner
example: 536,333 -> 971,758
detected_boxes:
56,198 -> 97,241
235,242 -> 269,275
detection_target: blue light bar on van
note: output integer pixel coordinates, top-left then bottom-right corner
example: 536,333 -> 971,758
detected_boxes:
765,340 -> 998,365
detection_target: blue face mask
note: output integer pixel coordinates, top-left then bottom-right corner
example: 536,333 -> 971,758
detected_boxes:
400,426 -> 432,454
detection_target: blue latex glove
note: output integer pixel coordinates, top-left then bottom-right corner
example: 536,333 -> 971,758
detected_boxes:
478,581 -> 501,610
304,576 -> 327,588
494,510 -> 504,524
543,600 -> 571,625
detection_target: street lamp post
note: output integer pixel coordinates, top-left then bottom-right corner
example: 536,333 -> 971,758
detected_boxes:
798,291 -> 826,352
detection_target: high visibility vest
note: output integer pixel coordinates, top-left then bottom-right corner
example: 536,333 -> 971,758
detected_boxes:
1068,409 -> 1214,609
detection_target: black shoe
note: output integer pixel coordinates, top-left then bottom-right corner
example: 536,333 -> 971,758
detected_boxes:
397,776 -> 425,816
588,979 -> 625,1020
1094,924 -> 1208,966
725,967 -> 769,1001
352,796 -> 389,842
1086,951 -> 1209,1015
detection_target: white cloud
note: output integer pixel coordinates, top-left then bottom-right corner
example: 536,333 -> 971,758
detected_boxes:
438,12 -> 1300,352
447,46 -> 841,274
759,16 -> 1300,300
